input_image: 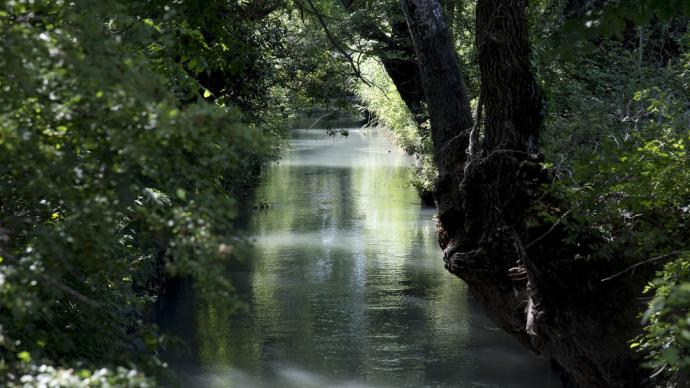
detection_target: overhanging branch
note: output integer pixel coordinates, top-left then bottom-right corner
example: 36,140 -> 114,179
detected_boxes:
294,0 -> 373,87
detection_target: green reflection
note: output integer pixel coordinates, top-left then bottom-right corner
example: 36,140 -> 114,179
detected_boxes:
186,129 -> 556,388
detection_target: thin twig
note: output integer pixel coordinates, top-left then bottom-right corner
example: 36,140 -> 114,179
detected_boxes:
435,129 -> 472,159
468,91 -> 483,158
297,0 -> 373,87
306,112 -> 335,131
525,210 -> 571,250
474,149 -> 531,165
39,272 -> 101,308
1,249 -> 101,308
601,250 -> 683,282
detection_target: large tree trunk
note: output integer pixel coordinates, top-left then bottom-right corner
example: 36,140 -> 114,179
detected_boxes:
399,0 -> 474,228
343,0 -> 436,203
345,0 -> 457,131
400,0 -> 650,386
380,58 -> 424,121
380,19 -> 427,127
341,2 -> 429,129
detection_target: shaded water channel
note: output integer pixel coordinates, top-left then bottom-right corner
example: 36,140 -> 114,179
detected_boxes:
158,128 -> 561,387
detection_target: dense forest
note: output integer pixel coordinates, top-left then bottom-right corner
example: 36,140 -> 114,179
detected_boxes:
1,0 -> 690,386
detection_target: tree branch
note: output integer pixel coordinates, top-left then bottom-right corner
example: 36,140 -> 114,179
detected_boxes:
601,250 -> 683,282
295,0 -> 373,87
1,250 -> 101,308
525,210 -> 571,250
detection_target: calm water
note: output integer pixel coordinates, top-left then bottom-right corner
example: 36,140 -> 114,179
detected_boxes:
158,128 -> 561,388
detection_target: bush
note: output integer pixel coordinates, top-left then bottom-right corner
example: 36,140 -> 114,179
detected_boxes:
539,30 -> 690,380
0,0 -> 276,383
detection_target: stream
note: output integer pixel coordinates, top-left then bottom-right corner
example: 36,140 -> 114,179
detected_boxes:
157,128 -> 561,388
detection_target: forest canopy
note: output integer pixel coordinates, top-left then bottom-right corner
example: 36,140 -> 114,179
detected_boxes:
1,0 -> 689,386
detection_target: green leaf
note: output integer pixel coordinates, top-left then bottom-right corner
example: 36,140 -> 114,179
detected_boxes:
17,351 -> 31,362
662,348 -> 680,364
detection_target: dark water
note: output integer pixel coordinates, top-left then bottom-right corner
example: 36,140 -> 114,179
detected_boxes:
159,128 -> 561,388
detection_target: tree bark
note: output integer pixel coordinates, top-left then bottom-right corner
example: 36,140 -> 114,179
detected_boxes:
380,19 -> 428,128
348,0 -> 459,132
401,0 -> 651,386
400,0 -> 475,231
341,1 -> 430,128
399,0 -> 473,163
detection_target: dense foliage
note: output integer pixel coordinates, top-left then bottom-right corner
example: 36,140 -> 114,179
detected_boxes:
639,255 -> 690,381
0,0 -> 319,385
2,0 -> 690,385
354,0 -> 690,382
534,7 -> 690,379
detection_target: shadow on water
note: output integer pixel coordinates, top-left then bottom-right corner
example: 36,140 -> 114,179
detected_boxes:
157,128 -> 562,388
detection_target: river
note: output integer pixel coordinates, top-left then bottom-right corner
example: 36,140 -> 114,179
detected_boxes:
158,128 -> 561,388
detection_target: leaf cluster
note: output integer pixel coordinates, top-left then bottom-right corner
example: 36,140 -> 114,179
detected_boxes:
0,0 -> 282,384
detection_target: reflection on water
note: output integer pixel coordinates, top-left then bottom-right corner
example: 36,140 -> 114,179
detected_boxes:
159,129 -> 561,388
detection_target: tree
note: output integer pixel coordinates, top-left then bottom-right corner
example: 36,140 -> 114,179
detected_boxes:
0,0 -> 290,384
398,0 -> 687,386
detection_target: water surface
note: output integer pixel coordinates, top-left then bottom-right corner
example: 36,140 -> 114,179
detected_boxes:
159,128 -> 560,388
